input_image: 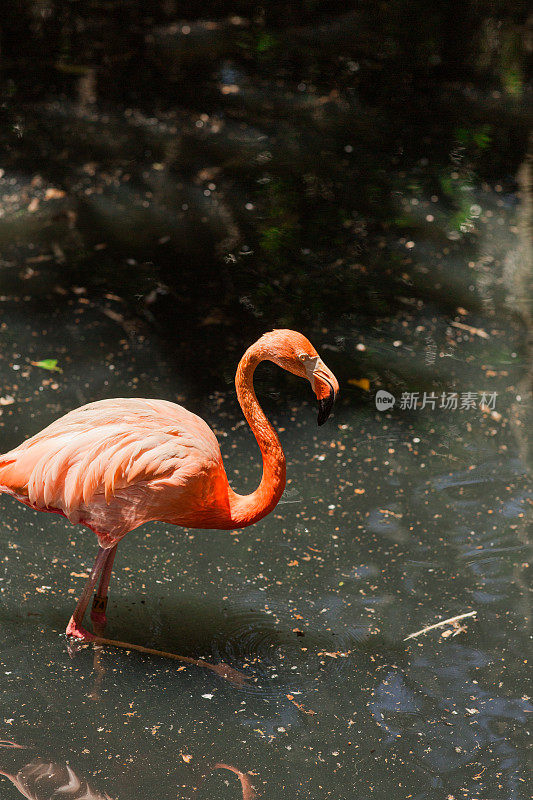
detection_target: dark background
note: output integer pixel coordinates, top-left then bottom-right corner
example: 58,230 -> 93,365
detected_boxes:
0,1 -> 530,392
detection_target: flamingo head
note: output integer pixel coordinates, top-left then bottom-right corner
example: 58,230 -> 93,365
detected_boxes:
258,330 -> 339,425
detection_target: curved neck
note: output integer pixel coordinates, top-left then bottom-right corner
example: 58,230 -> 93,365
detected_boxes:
227,347 -> 286,527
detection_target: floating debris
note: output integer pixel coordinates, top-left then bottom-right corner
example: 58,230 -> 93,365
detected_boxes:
404,611 -> 477,641
30,359 -> 63,373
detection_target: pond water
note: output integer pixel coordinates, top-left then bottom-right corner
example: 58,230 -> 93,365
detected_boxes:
0,4 -> 531,799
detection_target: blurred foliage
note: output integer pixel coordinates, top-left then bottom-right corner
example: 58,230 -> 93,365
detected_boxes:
455,125 -> 492,151
0,1 -> 530,375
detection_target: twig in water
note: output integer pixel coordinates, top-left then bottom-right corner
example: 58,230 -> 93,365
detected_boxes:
404,611 -> 477,641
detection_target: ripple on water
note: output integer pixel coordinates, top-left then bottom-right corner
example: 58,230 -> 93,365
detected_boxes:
209,601 -> 375,699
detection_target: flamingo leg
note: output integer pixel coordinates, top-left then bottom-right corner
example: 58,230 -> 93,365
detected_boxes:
90,544 -> 117,632
66,546 -> 110,641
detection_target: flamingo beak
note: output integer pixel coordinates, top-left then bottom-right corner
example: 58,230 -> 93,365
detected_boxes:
312,359 -> 339,426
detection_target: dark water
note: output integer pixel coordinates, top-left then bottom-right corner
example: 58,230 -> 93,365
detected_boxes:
0,3 -> 531,799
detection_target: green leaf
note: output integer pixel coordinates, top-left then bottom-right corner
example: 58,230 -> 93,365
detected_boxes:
31,359 -> 63,373
256,32 -> 277,53
439,173 -> 455,197
472,130 -> 491,150
454,127 -> 470,146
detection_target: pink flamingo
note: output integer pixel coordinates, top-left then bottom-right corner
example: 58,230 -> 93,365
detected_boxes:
0,329 -> 338,642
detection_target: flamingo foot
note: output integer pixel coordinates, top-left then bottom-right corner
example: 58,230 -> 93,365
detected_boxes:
66,617 -> 96,642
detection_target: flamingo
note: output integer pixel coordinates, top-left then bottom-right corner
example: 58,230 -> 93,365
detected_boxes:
0,329 -> 338,642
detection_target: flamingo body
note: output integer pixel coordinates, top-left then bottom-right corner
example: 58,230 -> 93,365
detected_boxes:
0,398 -> 232,548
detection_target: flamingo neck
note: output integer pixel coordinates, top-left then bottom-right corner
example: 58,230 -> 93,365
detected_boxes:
227,346 -> 286,527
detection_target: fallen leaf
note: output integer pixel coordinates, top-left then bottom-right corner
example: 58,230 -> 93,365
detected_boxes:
348,378 -> 370,391
290,699 -> 317,715
44,187 -> 66,200
450,321 -> 489,339
100,308 -> 125,324
26,254 -> 53,264
30,359 -> 63,373
54,62 -> 92,75
317,650 -> 351,658
479,404 -> 502,422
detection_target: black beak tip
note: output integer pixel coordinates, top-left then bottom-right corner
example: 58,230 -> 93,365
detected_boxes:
317,386 -> 336,426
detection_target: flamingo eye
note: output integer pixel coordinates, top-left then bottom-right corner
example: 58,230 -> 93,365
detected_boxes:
298,354 -> 307,361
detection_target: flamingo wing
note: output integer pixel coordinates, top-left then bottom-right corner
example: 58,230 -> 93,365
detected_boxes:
0,398 -> 225,542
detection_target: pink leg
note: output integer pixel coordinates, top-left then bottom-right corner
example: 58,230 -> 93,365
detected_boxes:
90,544 -> 117,631
66,546 -> 110,641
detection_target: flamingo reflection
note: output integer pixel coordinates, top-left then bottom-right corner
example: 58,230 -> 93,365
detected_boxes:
0,741 -> 111,800
0,742 -> 257,799
207,764 -> 257,800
